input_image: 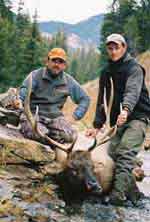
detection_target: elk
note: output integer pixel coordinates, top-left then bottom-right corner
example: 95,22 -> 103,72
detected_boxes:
59,78 -> 117,194
24,75 -> 144,196
55,78 -> 144,194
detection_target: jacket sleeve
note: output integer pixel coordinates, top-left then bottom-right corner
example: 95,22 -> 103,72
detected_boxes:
122,65 -> 144,113
19,72 -> 37,103
93,74 -> 106,128
67,75 -> 90,120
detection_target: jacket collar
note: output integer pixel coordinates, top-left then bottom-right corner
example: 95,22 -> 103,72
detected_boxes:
108,52 -> 133,67
42,68 -> 66,85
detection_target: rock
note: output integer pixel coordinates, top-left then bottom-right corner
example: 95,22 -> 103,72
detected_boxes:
0,124 -> 149,221
0,107 -> 21,126
0,124 -> 55,165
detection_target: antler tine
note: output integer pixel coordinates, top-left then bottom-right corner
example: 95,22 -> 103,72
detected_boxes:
88,137 -> 97,152
24,74 -> 36,130
107,78 -> 114,124
96,125 -> 117,146
103,86 -> 108,123
96,77 -> 117,147
24,74 -> 77,153
66,134 -> 78,154
104,78 -> 114,127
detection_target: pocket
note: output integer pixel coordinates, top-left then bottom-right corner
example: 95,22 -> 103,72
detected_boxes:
53,85 -> 69,96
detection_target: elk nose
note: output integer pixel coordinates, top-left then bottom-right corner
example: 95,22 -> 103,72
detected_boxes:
86,180 -> 102,194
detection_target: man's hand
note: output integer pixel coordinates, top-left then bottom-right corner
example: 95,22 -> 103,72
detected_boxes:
85,128 -> 100,137
117,109 -> 128,126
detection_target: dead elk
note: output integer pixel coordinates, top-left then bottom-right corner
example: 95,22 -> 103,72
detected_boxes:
59,78 -> 144,197
58,78 -> 116,195
24,75 -> 144,197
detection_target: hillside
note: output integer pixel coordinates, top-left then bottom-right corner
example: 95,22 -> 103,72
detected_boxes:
138,51 -> 150,93
39,14 -> 104,48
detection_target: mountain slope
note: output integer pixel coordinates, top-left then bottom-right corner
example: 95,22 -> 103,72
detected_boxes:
38,14 -> 104,46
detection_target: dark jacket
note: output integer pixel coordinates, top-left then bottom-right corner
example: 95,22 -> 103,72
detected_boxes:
93,52 -> 150,128
19,68 -> 90,120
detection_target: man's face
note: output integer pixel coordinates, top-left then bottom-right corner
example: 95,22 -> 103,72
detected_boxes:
106,42 -> 127,62
47,58 -> 67,75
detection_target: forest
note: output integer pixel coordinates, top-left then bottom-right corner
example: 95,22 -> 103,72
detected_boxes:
0,0 -> 149,92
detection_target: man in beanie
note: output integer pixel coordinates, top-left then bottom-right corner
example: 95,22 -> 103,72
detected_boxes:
19,48 -> 90,144
86,33 -> 150,206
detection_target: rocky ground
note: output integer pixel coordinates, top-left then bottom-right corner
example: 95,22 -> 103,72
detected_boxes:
0,124 -> 149,222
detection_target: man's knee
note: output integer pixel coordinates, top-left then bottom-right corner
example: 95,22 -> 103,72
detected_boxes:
47,116 -> 77,143
47,126 -> 77,143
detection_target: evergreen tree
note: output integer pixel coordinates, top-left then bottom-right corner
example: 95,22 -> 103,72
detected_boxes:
136,0 -> 150,52
0,17 -> 15,91
0,0 -> 15,91
49,31 -> 68,52
12,0 -> 31,85
24,9 -> 42,75
100,0 -> 150,68
0,0 -> 13,21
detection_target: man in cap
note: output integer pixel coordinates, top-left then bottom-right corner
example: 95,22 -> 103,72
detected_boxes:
86,33 -> 150,205
19,48 -> 90,144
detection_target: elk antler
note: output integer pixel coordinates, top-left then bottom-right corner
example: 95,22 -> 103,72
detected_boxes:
88,78 -> 117,152
96,78 -> 117,146
24,74 -> 77,153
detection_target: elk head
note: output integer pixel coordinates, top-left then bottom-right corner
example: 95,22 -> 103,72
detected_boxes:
62,148 -> 102,196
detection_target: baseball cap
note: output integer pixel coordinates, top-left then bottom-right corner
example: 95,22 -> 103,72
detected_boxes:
106,33 -> 126,45
48,48 -> 67,62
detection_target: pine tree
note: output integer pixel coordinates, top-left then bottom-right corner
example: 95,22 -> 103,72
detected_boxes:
24,9 -> 42,74
0,0 -> 13,21
49,31 -> 67,51
12,0 -> 31,85
100,0 -> 149,67
0,0 -> 15,91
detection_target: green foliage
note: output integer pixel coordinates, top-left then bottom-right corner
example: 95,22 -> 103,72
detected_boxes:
67,47 -> 100,84
100,0 -> 150,67
0,1 -> 101,92
48,31 -> 68,52
0,0 -> 13,21
0,1 -> 46,92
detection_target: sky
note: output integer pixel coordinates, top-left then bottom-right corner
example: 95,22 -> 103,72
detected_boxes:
12,0 -> 112,24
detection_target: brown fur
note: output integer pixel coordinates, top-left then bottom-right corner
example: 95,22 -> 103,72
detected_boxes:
56,135 -> 144,194
56,136 -> 115,193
